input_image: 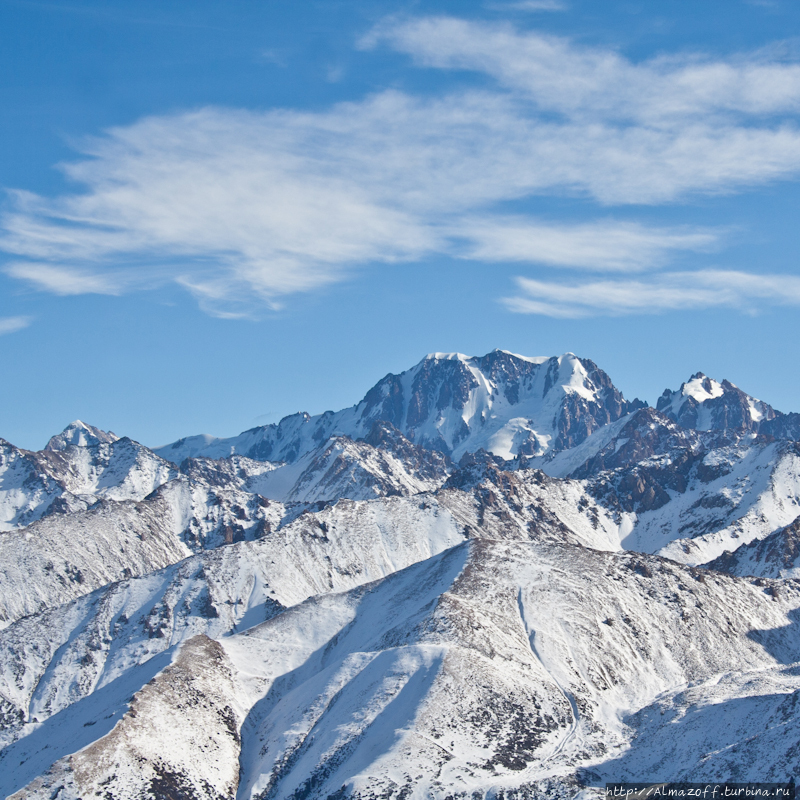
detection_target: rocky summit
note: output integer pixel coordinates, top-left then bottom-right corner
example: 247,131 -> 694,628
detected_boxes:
153,350 -> 646,464
3,349 -> 800,799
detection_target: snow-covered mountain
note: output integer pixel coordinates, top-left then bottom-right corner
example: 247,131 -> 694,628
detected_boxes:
6,348 -> 800,798
0,450 -> 623,632
233,420 -> 454,504
658,371 -> 800,439
45,420 -> 119,452
154,350 -> 645,464
7,540 -> 800,799
569,411 -> 800,566
507,405 -> 800,566
0,434 -> 176,531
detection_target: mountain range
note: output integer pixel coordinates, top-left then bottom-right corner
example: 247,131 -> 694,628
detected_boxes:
3,349 -> 800,799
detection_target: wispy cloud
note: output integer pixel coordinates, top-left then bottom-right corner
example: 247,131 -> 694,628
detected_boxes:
489,1 -> 568,12
371,17 -> 800,121
0,316 -> 32,335
0,98 -> 732,314
456,219 -> 719,271
5,262 -> 125,295
2,15 -> 800,316
504,271 -> 800,317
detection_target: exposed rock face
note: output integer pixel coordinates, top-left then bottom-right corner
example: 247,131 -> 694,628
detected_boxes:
761,412 -> 800,441
570,407 -> 704,480
178,453 -> 280,489
361,419 -> 453,483
583,436 -> 800,565
567,408 -> 759,517
708,514 -> 800,579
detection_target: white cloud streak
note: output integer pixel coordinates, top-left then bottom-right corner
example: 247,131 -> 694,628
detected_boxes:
0,316 -> 32,335
371,17 -> 800,122
4,262 -> 125,295
504,271 -> 800,317
456,219 -> 718,270
491,1 -> 568,12
2,16 -> 800,316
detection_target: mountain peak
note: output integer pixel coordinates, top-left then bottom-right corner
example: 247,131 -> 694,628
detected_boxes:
45,420 -> 120,452
155,349 -> 642,465
424,351 -> 470,362
657,373 -> 775,432
491,348 -> 551,364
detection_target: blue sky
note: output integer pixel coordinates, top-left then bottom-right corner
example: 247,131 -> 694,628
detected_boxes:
3,0 -> 800,450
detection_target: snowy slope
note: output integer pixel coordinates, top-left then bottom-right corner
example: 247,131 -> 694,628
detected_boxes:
11,635 -> 247,800
53,437 -> 177,502
643,440 -> 800,564
707,514 -> 800,579
3,406 -> 797,636
592,664 -> 800,785
561,411 -> 800,565
0,496 -> 472,767
225,541 -> 800,797
0,442 -> 621,633
1,417 -> 449,530
0,465 -> 625,752
0,422 -> 449,626
154,350 -> 644,465
0,438 -> 70,530
0,470 -> 291,628
12,408 -> 800,636
437,452 -> 624,550
0,495 -> 191,628
9,540 -> 800,798
244,422 -> 453,503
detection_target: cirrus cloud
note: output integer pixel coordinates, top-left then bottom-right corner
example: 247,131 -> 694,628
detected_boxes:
2,16 -> 800,317
368,16 -> 800,122
504,271 -> 800,317
0,316 -> 32,335
4,262 -> 125,295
